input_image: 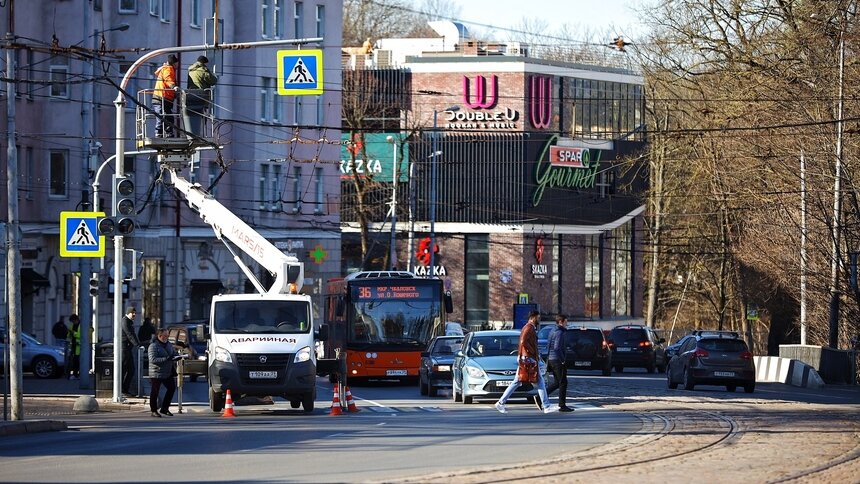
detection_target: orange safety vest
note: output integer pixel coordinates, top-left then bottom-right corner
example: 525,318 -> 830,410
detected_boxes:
154,63 -> 177,101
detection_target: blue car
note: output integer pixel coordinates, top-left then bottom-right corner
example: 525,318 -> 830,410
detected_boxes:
452,330 -> 541,404
419,335 -> 464,397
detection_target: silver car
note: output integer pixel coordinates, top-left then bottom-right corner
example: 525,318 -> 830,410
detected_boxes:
452,330 -> 541,404
0,328 -> 66,379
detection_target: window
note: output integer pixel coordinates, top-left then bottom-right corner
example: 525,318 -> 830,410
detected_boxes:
50,64 -> 69,99
271,81 -> 281,123
119,0 -> 137,13
314,95 -> 324,126
274,0 -> 283,38
610,224 -> 632,317
261,0 -> 271,38
149,0 -> 159,15
293,1 -> 303,37
190,0 -> 201,27
49,150 -> 68,198
292,165 -> 302,213
208,162 -> 219,198
260,77 -> 271,121
24,147 -> 33,200
160,0 -> 171,22
596,166 -> 615,198
259,164 -> 269,209
465,234 -> 489,324
272,164 -> 282,210
584,233 -> 600,318
314,166 -> 323,214
142,259 -> 164,328
23,49 -> 34,100
94,0 -> 103,11
119,62 -> 146,112
315,5 -> 325,37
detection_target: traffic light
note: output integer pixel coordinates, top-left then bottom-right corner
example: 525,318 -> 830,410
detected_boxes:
113,175 -> 135,235
97,217 -> 116,236
89,278 -> 100,296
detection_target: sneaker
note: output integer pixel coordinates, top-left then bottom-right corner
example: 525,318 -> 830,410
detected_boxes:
533,398 -> 543,411
543,404 -> 560,414
159,410 -> 174,417
494,401 -> 507,414
559,406 -> 575,412
150,411 -> 162,418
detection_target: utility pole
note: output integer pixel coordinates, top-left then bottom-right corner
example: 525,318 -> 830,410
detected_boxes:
5,0 -> 24,420
78,0 -> 93,391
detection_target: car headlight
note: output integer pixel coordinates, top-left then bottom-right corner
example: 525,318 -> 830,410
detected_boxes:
465,365 -> 486,379
433,365 -> 451,372
213,346 -> 233,364
294,346 -> 311,363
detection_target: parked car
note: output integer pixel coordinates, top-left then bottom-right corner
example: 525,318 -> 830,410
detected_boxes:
452,330 -> 541,404
419,335 -> 464,396
667,331 -> 755,393
665,334 -> 696,361
537,324 -> 554,360
563,325 -> 612,376
0,327 -> 65,379
167,322 -> 208,381
608,325 -> 667,373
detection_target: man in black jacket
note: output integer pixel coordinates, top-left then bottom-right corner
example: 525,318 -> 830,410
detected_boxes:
121,306 -> 141,397
545,314 -> 574,412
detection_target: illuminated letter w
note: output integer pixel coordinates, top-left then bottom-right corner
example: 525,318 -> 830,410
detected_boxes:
529,76 -> 552,129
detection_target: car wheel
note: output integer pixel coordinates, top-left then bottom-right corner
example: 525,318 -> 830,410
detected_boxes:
463,394 -> 473,404
301,390 -> 315,413
683,368 -> 696,391
657,363 -> 667,373
419,375 -> 428,396
290,400 -> 301,408
428,384 -> 438,397
615,366 -> 623,373
726,385 -> 737,392
31,356 -> 57,379
744,382 -> 756,393
667,371 -> 678,389
209,386 -> 225,412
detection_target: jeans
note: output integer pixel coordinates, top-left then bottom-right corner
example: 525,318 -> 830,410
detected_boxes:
545,359 -> 568,407
153,97 -> 175,137
497,362 -> 548,407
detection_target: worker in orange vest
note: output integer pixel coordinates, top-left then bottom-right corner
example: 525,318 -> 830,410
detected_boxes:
153,54 -> 179,137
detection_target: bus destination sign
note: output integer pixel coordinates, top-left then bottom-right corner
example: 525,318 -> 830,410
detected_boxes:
353,285 -> 434,300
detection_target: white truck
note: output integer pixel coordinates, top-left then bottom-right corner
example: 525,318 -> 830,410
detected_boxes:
164,169 -> 328,413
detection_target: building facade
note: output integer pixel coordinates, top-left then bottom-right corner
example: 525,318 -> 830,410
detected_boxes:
341,23 -> 646,328
0,0 -> 343,344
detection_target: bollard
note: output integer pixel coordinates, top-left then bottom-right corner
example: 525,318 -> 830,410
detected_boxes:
176,358 -> 184,413
136,345 -> 145,397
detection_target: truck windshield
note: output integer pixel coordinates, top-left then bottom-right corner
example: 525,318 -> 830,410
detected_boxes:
213,300 -> 311,334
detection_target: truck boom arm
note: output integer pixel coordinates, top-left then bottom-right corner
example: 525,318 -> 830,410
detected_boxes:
165,167 -> 304,294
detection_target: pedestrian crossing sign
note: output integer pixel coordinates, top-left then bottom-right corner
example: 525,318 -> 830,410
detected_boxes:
60,211 -> 105,258
277,49 -> 323,95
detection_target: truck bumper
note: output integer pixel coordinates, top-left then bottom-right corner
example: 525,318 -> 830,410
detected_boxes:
210,357 -> 317,399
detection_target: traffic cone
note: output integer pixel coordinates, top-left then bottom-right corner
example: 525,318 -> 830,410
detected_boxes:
329,388 -> 343,416
345,386 -> 360,413
222,389 -> 236,418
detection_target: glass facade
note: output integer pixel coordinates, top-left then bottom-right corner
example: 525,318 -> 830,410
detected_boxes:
565,79 -> 643,141
610,224 -> 632,316
465,234 -> 489,325
584,234 -> 600,318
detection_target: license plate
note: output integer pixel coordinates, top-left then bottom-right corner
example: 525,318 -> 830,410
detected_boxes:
386,369 -> 407,376
496,380 -> 512,387
714,371 -> 735,377
574,361 -> 590,366
249,371 -> 277,379
617,347 -> 632,352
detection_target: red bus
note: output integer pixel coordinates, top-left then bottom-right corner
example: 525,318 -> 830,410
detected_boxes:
323,271 -> 452,382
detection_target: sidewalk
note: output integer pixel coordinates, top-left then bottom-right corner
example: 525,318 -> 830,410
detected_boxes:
0,375 -> 147,436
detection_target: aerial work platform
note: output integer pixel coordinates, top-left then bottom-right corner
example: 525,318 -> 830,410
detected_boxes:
135,88 -> 216,153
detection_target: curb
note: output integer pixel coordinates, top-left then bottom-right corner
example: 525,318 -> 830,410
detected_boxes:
0,420 -> 68,437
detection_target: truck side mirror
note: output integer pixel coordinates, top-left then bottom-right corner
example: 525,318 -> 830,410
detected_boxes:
316,324 -> 329,342
444,291 -> 453,314
197,323 -> 209,341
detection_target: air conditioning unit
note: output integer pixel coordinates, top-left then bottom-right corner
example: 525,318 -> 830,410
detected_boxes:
506,42 -> 529,57
374,49 -> 392,67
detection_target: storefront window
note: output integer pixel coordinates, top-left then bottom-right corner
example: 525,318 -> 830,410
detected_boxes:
610,224 -> 632,316
584,234 -> 600,318
465,234 -> 489,325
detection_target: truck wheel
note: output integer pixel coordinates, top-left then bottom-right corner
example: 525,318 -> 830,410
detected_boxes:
209,386 -> 225,412
301,391 -> 315,413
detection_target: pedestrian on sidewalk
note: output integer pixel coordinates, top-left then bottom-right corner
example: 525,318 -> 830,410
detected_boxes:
138,317 -> 156,349
494,310 -> 558,414
121,306 -> 141,397
52,316 -> 68,347
67,314 -> 81,380
148,328 -> 185,418
545,314 -> 574,412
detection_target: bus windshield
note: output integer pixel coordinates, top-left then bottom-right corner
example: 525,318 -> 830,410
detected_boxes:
213,300 -> 311,334
348,284 -> 442,347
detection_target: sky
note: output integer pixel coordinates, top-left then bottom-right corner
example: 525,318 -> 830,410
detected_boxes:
441,0 -> 648,42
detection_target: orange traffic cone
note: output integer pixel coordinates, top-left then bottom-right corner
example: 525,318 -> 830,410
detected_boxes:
222,389 -> 236,418
345,386 -> 360,413
329,388 -> 344,416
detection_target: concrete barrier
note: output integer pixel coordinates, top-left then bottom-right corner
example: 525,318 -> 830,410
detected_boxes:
753,356 -> 824,389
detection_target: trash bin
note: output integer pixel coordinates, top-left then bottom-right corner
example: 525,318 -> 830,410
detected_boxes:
95,342 -> 114,398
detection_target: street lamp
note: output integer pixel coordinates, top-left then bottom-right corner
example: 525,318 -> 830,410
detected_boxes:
429,106 -> 459,275
387,135 -> 398,270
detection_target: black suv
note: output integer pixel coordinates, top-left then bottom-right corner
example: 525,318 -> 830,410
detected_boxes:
608,325 -> 666,373
563,326 -> 612,376
666,331 -> 755,393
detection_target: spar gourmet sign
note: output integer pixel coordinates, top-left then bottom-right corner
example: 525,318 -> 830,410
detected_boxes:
443,75 -> 520,131
532,134 -> 601,207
